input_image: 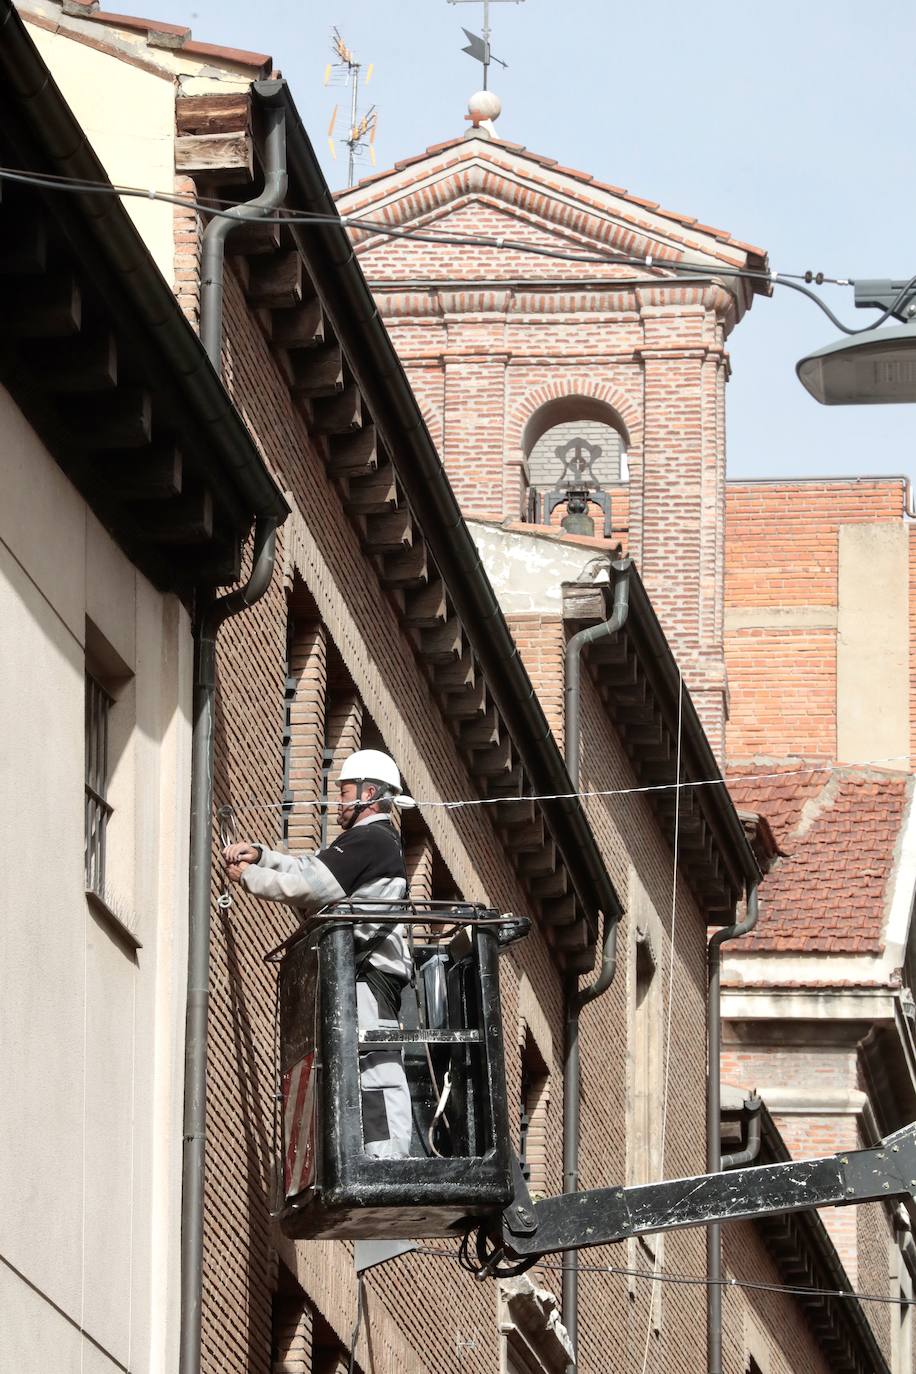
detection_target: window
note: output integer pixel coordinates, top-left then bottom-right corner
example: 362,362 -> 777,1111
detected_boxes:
626,870 -> 665,1327
522,396 -> 628,537
83,621 -> 137,946
281,617 -> 297,846
631,931 -> 661,1188
84,671 -> 113,896
519,1031 -> 550,1198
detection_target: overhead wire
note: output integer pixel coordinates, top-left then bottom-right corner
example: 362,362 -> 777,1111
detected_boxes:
1,163 -> 911,337
414,1243 -> 916,1311
11,114 -> 910,1359
212,753 -> 914,822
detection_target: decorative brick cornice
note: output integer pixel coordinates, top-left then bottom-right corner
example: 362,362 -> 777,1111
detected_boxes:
340,138 -> 766,263
338,141 -> 767,325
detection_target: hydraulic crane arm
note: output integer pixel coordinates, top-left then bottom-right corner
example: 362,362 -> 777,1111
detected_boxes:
497,1121 -> 916,1262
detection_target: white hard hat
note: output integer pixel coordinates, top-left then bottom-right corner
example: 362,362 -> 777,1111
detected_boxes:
338,749 -> 402,794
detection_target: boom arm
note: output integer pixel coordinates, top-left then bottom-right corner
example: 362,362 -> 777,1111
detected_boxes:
498,1121 -> 916,1261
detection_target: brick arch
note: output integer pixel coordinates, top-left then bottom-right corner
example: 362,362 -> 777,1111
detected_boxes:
508,379 -> 641,459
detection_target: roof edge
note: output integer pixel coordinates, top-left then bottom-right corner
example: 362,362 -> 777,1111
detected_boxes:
608,563 -> 761,894
0,0 -> 288,527
251,78 -> 624,951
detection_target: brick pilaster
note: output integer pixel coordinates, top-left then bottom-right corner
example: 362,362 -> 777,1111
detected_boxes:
286,619 -> 327,853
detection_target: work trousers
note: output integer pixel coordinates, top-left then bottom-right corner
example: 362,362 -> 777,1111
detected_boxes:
356,978 -> 412,1158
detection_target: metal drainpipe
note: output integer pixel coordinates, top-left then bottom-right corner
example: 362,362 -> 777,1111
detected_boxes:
720,1093 -> 762,1171
706,883 -> 759,1374
179,102 -> 288,1374
199,102 -> 289,365
562,564 -> 630,1371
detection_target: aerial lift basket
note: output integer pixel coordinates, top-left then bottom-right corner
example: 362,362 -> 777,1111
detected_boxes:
268,901 -> 529,1240
268,900 -> 916,1268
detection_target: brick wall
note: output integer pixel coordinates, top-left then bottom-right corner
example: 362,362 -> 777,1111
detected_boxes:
387,300 -> 733,753
187,136 -> 911,1374
721,1224 -> 836,1374
576,672 -> 709,1373
201,256 -> 803,1372
361,175 -> 738,752
204,266 -> 596,1373
173,173 -> 201,328
724,479 -> 908,763
725,627 -> 838,757
720,1032 -> 900,1337
504,614 -> 566,747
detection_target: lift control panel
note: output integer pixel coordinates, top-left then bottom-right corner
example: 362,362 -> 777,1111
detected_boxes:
269,901 -> 529,1241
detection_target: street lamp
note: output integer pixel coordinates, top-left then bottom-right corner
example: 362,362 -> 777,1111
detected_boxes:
797,278 -> 916,404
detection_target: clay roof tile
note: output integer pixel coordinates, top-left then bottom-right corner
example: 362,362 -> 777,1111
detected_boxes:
726,764 -> 912,955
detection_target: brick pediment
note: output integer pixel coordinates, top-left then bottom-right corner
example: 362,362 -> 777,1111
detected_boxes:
338,136 -> 768,298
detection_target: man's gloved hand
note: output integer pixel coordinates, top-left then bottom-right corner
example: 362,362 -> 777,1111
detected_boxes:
222,841 -> 260,883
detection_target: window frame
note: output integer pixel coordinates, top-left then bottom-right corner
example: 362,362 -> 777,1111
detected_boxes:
84,670 -> 114,898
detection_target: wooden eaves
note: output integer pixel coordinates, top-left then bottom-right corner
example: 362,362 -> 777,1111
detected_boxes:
178,77 -> 624,971
563,565 -> 760,920
0,0 -> 289,593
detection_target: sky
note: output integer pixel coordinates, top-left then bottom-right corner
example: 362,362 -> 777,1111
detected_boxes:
151,0 -> 916,487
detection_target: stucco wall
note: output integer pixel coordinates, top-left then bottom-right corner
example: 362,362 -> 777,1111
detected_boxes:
25,20 -> 177,285
0,382 -> 192,1373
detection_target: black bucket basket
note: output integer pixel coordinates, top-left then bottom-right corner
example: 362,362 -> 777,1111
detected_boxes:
271,902 -> 527,1240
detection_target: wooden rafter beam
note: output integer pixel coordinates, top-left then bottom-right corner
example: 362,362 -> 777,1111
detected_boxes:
97,445 -> 182,502
66,387 -> 152,450
271,297 -> 325,350
313,384 -> 361,435
6,274 -> 81,338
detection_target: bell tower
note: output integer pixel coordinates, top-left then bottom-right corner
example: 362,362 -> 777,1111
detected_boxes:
337,125 -> 768,756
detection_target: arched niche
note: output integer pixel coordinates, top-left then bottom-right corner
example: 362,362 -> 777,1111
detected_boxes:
522,396 -> 629,534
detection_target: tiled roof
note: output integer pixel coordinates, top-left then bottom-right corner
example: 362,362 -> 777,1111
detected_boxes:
340,135 -> 767,265
726,763 -> 912,954
29,0 -> 272,71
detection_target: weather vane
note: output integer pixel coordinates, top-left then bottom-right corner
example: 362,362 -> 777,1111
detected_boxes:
447,0 -> 524,91
324,27 -> 377,188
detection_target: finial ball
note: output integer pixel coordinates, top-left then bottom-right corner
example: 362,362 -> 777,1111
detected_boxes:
467,90 -> 501,126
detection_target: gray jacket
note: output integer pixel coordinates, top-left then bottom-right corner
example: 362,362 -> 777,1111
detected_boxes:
242,816 -> 410,981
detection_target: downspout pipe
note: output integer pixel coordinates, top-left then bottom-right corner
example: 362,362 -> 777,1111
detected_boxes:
706,883 -> 759,1374
562,564 -> 631,1370
721,1093 -> 762,1171
179,104 -> 288,1374
200,101 -> 289,365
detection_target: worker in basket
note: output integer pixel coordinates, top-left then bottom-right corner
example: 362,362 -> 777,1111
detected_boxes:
223,748 -> 414,1159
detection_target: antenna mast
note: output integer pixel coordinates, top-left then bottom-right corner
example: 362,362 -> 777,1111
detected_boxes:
324,27 -> 377,188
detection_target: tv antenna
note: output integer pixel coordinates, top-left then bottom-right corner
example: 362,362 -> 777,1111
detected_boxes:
448,0 -> 524,90
324,27 -> 377,188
